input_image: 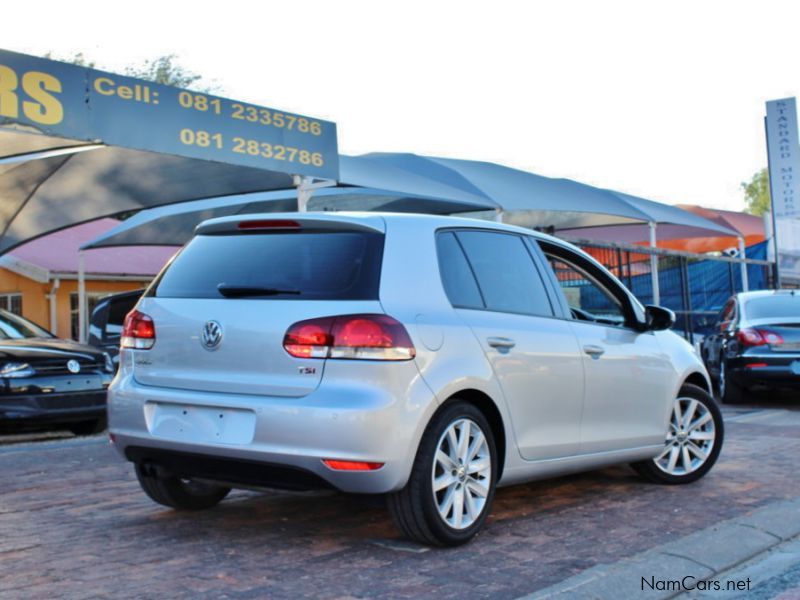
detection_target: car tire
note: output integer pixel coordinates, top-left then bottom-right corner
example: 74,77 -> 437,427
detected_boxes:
632,383 -> 724,485
719,358 -> 746,404
135,464 -> 231,510
387,401 -> 497,547
68,418 -> 107,436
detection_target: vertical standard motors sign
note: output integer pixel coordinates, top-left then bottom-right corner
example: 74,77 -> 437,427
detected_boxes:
766,98 -> 800,218
0,49 -> 339,180
766,97 -> 800,282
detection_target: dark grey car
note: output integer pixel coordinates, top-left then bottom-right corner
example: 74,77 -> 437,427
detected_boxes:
701,290 -> 800,403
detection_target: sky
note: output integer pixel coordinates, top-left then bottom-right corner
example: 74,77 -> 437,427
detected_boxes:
4,0 -> 797,211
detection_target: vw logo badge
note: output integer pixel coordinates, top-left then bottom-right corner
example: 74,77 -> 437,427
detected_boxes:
201,320 -> 223,351
67,359 -> 81,374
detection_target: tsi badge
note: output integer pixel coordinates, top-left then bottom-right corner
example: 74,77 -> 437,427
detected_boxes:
66,359 -> 81,374
201,320 -> 223,351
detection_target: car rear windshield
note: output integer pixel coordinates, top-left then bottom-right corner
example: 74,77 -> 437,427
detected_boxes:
151,231 -> 384,300
745,295 -> 800,320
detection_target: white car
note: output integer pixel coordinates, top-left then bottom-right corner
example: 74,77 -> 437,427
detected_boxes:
109,213 -> 723,546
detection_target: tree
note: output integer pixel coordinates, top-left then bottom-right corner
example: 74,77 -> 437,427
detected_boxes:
741,168 -> 771,216
124,55 -> 217,93
45,52 -> 218,93
43,51 -> 96,68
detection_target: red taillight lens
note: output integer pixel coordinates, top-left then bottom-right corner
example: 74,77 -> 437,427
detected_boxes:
737,328 -> 783,347
283,314 -> 415,360
760,330 -> 784,346
737,328 -> 765,347
283,318 -> 334,358
121,310 -> 156,349
322,459 -> 384,471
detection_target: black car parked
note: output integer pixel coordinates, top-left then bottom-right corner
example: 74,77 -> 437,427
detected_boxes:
89,289 -> 143,367
0,309 -> 114,435
701,290 -> 800,403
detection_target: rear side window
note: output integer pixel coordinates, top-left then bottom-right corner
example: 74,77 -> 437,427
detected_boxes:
436,233 -> 484,309
454,231 -> 553,316
153,232 -> 384,300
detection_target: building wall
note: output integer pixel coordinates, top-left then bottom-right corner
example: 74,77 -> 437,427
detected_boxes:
0,268 -> 148,339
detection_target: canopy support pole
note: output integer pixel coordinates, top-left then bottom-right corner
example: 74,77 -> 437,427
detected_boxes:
78,251 -> 87,343
649,221 -> 660,306
739,237 -> 749,292
47,278 -> 60,335
294,176 -> 337,212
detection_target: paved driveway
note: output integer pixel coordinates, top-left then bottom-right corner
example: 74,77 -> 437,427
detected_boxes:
1,402 -> 798,599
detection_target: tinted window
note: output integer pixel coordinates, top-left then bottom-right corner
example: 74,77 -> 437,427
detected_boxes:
154,232 -> 384,300
106,294 -> 140,340
546,255 -> 626,326
436,233 -> 483,309
456,231 -> 553,316
745,295 -> 800,320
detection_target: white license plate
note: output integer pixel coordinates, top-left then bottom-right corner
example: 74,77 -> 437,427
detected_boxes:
144,402 -> 256,445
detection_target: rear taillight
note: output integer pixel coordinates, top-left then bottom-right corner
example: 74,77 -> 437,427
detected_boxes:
736,328 -> 783,347
121,310 -> 156,349
283,314 -> 415,361
761,330 -> 784,346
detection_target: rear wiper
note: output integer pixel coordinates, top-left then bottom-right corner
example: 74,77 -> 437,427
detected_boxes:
217,284 -> 301,298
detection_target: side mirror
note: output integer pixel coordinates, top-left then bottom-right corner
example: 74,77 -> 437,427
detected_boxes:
644,305 -> 675,331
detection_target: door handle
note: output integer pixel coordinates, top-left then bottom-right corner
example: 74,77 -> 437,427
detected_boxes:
583,344 -> 605,359
487,337 -> 516,349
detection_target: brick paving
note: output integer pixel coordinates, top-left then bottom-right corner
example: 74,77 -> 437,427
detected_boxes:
0,404 -> 798,599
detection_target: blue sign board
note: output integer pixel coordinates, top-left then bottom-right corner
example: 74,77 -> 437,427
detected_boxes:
0,49 -> 339,180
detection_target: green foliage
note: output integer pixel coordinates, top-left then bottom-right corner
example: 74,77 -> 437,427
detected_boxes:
43,51 -> 96,68
44,52 -> 217,93
741,168 -> 771,216
124,55 -> 217,93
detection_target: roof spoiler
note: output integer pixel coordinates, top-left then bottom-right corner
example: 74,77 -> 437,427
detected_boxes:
195,213 -> 385,235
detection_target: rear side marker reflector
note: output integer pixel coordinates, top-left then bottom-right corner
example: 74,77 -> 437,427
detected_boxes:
745,363 -> 768,369
284,314 -> 415,361
322,459 -> 384,471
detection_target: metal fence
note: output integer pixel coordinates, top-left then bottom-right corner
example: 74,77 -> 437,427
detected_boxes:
565,238 -> 776,344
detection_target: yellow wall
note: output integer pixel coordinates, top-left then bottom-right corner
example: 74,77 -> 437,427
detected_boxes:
0,267 -> 149,339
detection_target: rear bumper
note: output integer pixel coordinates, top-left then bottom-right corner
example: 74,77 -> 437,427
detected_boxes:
728,354 -> 800,389
0,390 -> 107,427
108,360 -> 438,494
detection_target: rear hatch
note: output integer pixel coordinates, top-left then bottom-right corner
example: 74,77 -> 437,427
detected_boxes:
132,216 -> 385,397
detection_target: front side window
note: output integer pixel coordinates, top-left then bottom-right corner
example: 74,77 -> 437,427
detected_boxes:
454,231 -> 553,317
545,254 -> 627,326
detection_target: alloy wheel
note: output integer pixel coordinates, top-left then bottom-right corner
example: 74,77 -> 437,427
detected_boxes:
653,397 -> 716,476
431,418 -> 491,530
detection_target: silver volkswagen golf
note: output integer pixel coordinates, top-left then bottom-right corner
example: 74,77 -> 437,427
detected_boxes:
109,213 -> 723,546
